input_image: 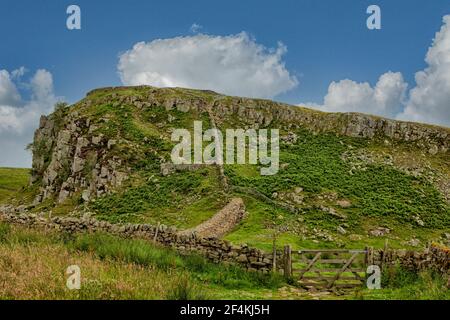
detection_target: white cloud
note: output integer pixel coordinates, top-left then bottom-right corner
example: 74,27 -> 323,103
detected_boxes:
189,23 -> 202,33
304,15 -> 450,128
0,69 -> 57,134
0,70 -> 21,106
304,72 -> 407,119
0,69 -> 59,167
118,32 -> 298,99
11,66 -> 27,79
397,15 -> 450,127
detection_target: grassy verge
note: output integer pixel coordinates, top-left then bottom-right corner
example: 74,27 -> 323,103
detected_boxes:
0,222 -> 285,300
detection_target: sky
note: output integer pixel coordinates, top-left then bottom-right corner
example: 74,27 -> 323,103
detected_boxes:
1,0 -> 450,167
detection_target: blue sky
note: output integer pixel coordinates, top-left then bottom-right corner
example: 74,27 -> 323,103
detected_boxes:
1,0 -> 450,167
1,0 -> 449,103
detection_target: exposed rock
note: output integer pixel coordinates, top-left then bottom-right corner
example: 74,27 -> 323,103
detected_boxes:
336,226 -> 347,235
413,215 -> 425,227
369,227 -> 391,237
336,199 -> 352,208
281,132 -> 298,145
349,234 -> 363,241
82,190 -> 91,202
319,205 -> 347,219
406,238 -> 421,247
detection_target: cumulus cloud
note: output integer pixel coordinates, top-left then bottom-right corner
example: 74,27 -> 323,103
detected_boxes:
0,70 -> 21,106
305,15 -> 450,128
118,32 -> 298,99
397,15 -> 450,127
0,68 -> 59,167
307,72 -> 407,118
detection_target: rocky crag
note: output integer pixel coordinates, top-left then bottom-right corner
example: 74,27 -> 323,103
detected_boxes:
30,86 -> 449,207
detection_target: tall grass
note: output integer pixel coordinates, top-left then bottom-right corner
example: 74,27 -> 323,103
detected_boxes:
356,265 -> 450,300
68,232 -> 284,290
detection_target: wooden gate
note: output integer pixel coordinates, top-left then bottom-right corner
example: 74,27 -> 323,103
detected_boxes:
284,246 -> 368,289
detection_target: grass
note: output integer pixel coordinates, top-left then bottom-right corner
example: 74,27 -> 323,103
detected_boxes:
1,222 -> 447,300
0,222 -> 287,300
90,167 -> 228,227
0,168 -> 30,204
355,266 -> 450,300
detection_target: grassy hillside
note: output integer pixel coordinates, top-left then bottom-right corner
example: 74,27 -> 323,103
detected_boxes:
4,86 -> 450,253
0,168 -> 29,204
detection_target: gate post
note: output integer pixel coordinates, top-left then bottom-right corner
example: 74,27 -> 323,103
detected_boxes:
283,245 -> 292,278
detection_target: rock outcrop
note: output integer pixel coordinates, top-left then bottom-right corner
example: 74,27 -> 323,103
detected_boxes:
31,108 -> 130,205
29,85 -> 449,206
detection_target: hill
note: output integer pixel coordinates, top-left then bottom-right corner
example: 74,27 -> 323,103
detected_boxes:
3,85 -> 449,251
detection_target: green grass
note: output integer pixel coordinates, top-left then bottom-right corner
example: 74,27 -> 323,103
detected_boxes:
355,266 -> 450,300
90,167 -> 228,227
0,168 -> 30,204
68,232 -> 284,290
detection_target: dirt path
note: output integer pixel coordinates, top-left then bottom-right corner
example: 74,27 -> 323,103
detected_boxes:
178,198 -> 246,238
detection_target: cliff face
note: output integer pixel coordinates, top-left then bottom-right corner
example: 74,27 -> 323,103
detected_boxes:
29,86 -> 449,207
31,103 -> 130,204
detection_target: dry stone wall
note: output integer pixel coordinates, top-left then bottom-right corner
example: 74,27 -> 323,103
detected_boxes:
178,198 -> 246,238
1,209 -> 447,276
0,210 -> 279,273
368,246 -> 450,275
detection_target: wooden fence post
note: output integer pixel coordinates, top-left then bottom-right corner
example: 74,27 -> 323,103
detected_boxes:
284,245 -> 292,278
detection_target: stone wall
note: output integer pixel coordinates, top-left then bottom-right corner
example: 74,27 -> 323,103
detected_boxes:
178,198 -> 246,238
367,245 -> 450,275
1,210 -> 447,277
0,211 -> 280,273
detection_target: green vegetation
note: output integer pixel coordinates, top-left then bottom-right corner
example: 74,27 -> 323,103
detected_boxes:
2,87 -> 449,252
0,168 -> 30,204
91,167 -> 228,226
356,266 -> 450,300
1,222 -> 447,300
0,86 -> 448,299
222,129 -> 449,250
0,222 -> 286,300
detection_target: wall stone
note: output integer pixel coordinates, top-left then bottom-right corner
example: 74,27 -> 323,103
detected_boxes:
367,245 -> 450,275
